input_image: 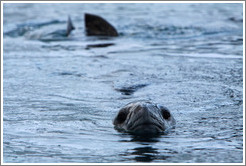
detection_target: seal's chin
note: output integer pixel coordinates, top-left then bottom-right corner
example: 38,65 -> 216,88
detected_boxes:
129,123 -> 164,135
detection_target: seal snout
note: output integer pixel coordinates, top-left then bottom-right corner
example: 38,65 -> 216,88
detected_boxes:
128,106 -> 164,133
133,106 -> 152,123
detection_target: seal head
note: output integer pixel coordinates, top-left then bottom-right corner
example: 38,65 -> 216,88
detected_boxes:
113,101 -> 176,135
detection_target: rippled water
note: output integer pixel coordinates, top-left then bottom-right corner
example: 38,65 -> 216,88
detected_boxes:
3,3 -> 244,163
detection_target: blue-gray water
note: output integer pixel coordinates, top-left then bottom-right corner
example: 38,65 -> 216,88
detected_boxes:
3,3 -> 243,163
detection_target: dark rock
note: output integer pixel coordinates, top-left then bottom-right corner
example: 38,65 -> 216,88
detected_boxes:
36,16 -> 75,42
85,13 -> 118,37
115,84 -> 149,95
66,16 -> 75,36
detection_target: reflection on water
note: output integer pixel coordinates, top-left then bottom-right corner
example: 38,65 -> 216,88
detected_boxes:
120,135 -> 162,162
86,43 -> 115,49
131,137 -> 161,162
120,134 -> 178,162
130,146 -> 161,162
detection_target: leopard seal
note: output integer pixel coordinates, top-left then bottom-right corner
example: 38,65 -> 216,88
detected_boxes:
113,101 -> 176,135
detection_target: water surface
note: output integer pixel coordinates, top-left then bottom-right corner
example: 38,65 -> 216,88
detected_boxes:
3,3 -> 243,163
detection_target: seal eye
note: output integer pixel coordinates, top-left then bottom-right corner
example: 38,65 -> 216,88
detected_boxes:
158,106 -> 171,120
117,111 -> 128,123
114,108 -> 130,124
162,110 -> 170,119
